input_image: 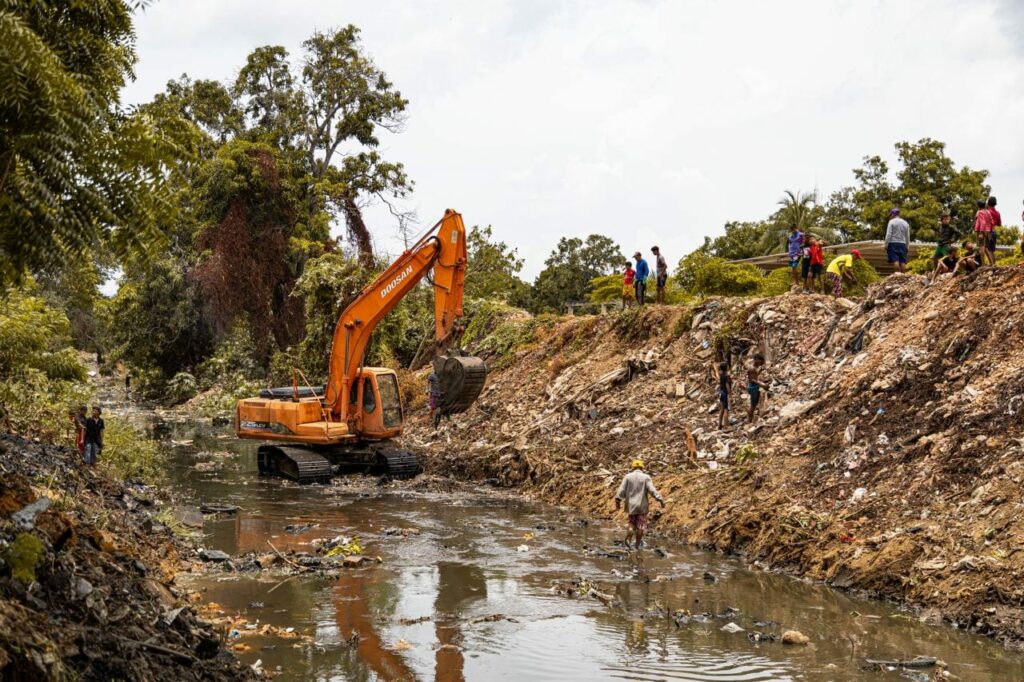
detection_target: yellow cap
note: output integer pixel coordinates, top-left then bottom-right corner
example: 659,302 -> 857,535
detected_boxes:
631,459 -> 644,470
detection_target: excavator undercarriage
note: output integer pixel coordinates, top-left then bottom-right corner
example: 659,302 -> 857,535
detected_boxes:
256,444 -> 423,484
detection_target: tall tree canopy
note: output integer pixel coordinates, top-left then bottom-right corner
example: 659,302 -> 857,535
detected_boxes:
530,234 -> 623,313
0,0 -> 187,285
464,226 -> 529,301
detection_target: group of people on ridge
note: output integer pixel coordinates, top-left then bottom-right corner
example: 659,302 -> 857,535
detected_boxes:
622,246 -> 669,306
787,224 -> 864,298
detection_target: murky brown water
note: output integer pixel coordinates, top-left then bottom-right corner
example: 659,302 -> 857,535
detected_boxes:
156,419 -> 1024,681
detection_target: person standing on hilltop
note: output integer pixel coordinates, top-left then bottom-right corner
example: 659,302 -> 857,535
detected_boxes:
614,459 -> 665,550
633,251 -> 649,306
974,199 -> 995,266
930,210 -> 957,282
787,224 -> 804,290
808,235 -> 825,294
825,249 -> 862,298
622,261 -> 635,308
651,246 -> 668,304
884,208 -> 910,274
987,196 -> 1001,262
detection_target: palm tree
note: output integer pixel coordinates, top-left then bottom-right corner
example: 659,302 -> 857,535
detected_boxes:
759,190 -> 838,254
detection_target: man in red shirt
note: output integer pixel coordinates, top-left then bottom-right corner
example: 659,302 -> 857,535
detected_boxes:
622,261 -> 635,307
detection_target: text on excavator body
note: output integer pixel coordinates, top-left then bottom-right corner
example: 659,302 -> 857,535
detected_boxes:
381,265 -> 414,299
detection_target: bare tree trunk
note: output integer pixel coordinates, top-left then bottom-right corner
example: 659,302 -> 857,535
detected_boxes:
342,194 -> 374,267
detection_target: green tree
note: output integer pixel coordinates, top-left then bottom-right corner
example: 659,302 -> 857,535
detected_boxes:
821,139 -> 989,243
0,1 -> 187,285
702,221 -> 769,260
465,226 -> 529,301
674,251 -> 764,297
530,235 -> 624,312
232,26 -> 411,266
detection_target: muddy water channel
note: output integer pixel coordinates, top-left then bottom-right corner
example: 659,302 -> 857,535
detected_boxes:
155,419 -> 1022,681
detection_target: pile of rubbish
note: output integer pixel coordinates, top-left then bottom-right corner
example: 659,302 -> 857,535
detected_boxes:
0,434 -> 256,680
407,267 -> 1024,647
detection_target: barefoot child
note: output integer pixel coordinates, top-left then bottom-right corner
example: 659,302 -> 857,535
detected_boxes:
747,354 -> 770,423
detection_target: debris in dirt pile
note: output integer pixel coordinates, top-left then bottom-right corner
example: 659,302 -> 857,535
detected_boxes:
0,434 -> 256,680
284,522 -> 317,534
199,548 -> 231,562
409,269 -> 1024,647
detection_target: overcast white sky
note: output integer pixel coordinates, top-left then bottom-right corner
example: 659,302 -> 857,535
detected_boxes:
122,0 -> 1024,277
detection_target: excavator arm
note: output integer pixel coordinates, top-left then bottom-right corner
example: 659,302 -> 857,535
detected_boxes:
324,209 -> 468,419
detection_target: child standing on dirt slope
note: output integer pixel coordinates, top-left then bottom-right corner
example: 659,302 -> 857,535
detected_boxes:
622,261 -> 635,307
427,372 -> 441,428
73,405 -> 86,458
787,225 -> 804,290
825,249 -> 862,298
799,234 -> 812,292
808,236 -> 825,294
746,354 -> 770,424
614,459 -> 665,550
974,200 -> 995,266
717,361 -> 733,430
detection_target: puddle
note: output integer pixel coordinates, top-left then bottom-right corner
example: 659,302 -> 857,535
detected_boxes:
154,418 -> 1023,681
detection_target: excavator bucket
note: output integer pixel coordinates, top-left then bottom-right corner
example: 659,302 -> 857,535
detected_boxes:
433,354 -> 487,415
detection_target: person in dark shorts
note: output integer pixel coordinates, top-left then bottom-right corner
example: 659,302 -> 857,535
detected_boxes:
987,196 -> 1001,258
747,354 -> 770,423
717,361 -> 733,430
932,245 -> 960,278
954,241 -> 981,275
787,225 -> 804,289
930,210 -> 957,282
799,233 -> 812,292
808,236 -> 825,294
974,199 -> 994,266
884,208 -> 910,272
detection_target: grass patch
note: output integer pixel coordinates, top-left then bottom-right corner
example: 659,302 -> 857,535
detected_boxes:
101,418 -> 164,483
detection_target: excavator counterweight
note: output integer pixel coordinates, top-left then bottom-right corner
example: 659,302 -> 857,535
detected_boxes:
235,209 -> 486,483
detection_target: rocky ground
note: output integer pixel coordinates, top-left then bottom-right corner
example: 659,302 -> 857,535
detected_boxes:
405,266 -> 1024,649
0,434 -> 257,680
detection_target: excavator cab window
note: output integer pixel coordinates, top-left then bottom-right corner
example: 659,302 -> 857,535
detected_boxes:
377,373 -> 402,428
348,377 -> 377,414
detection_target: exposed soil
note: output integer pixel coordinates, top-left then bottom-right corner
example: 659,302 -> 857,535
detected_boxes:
0,434 -> 256,681
405,266 -> 1024,649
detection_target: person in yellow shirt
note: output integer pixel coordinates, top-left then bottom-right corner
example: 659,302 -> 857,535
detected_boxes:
825,249 -> 862,298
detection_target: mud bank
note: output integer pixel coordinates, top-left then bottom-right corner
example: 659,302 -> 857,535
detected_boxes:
406,267 -> 1024,649
0,434 -> 256,680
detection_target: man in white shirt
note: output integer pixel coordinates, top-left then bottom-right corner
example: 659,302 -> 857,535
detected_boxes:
614,459 -> 665,550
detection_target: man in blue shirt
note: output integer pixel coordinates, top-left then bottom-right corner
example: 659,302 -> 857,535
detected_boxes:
787,225 -> 804,289
632,251 -> 649,305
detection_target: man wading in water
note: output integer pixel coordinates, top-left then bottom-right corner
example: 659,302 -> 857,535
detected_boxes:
614,459 -> 665,550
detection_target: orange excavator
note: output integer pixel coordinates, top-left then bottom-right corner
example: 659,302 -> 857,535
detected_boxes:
235,209 -> 486,483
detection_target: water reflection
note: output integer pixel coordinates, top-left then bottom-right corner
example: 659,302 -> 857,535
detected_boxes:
157,419 -> 1024,681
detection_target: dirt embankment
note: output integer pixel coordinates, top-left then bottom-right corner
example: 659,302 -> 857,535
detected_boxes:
406,267 -> 1024,648
0,435 -> 256,681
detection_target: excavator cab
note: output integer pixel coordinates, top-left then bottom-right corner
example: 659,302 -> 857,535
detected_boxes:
350,369 -> 404,439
